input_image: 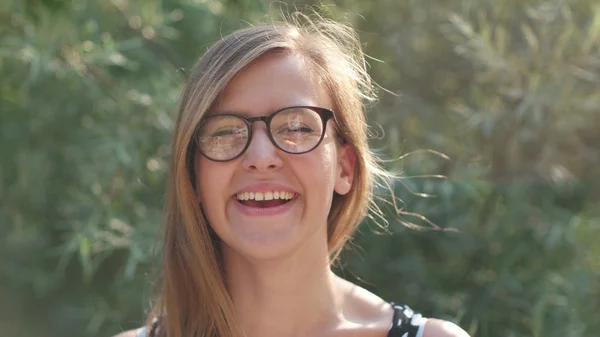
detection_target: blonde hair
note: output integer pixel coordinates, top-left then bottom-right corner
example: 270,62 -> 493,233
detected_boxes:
149,12 -> 393,337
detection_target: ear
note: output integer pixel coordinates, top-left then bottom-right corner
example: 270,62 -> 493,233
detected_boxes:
334,143 -> 356,195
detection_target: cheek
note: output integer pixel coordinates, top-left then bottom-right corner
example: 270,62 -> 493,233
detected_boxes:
195,162 -> 232,237
195,157 -> 231,211
321,143 -> 339,177
301,145 -> 338,195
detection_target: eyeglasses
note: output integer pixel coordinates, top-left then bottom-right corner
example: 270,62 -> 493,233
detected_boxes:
194,106 -> 335,162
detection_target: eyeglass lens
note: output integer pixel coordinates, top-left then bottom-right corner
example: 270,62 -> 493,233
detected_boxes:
196,107 -> 326,161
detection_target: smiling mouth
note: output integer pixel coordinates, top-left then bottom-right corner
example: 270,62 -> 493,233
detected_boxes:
235,191 -> 297,208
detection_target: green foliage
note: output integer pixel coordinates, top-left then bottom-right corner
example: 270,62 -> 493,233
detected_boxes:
331,1 -> 600,336
1,0 -> 598,336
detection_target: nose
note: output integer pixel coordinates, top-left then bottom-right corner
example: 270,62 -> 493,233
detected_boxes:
241,124 -> 283,172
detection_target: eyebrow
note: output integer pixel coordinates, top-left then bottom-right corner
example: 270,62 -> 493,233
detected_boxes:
207,104 -> 316,117
208,109 -> 250,117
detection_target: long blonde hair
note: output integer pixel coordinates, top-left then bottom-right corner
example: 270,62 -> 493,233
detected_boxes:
149,12 -> 391,337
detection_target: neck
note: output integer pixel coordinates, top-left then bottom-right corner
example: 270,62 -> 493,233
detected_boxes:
223,235 -> 345,337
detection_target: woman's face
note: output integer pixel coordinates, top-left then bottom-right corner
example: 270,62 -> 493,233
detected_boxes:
195,52 -> 355,261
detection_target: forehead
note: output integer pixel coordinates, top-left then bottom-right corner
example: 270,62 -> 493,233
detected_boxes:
212,52 -> 332,115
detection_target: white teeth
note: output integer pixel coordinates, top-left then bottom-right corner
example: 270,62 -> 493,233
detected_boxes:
236,190 -> 295,201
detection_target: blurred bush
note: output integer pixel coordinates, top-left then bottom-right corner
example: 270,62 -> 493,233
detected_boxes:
1,0 -> 598,336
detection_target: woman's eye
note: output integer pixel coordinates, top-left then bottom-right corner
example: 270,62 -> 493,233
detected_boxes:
296,126 -> 313,133
210,128 -> 235,137
282,124 -> 313,133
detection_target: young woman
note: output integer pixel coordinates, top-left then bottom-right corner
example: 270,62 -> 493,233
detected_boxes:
115,14 -> 470,337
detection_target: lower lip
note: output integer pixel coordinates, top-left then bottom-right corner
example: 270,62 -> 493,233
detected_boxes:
232,196 -> 298,216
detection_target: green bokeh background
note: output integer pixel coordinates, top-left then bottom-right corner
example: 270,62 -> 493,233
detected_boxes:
1,0 -> 599,336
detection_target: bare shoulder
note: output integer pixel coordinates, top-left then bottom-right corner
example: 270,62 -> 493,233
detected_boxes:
423,318 -> 470,337
337,276 -> 393,319
112,329 -> 138,337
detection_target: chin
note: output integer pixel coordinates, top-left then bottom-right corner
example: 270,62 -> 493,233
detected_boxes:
221,233 -> 304,262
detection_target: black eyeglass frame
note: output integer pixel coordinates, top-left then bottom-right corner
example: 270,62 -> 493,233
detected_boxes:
194,106 -> 337,162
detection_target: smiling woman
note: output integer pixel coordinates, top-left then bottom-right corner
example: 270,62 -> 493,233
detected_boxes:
113,12 -> 469,337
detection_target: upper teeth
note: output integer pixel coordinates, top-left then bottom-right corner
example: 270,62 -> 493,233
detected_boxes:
236,191 -> 295,201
